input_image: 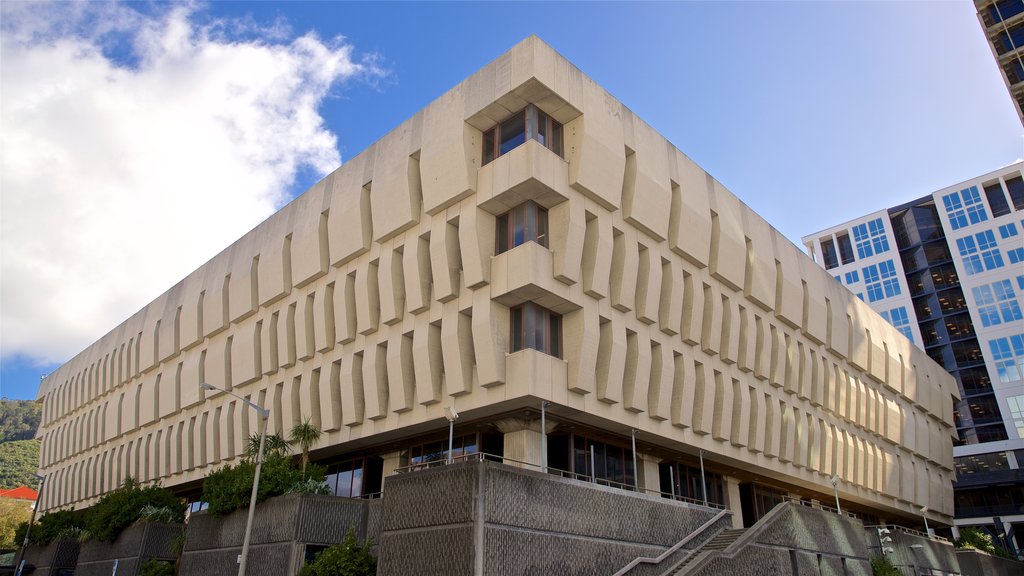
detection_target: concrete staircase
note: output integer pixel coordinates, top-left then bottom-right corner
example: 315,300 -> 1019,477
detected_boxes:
670,529 -> 746,575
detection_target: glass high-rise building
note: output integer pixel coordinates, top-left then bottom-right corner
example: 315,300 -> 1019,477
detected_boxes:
976,0 -> 1024,125
804,161 -> 1024,550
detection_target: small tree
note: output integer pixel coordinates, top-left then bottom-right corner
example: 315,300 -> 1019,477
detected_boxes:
955,526 -> 997,553
298,524 -> 375,576
0,498 -> 32,548
870,555 -> 900,576
289,418 -> 322,477
246,433 -> 290,461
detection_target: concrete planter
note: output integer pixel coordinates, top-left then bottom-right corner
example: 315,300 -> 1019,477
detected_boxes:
20,538 -> 79,576
956,548 -> 1024,576
75,522 -> 183,576
178,493 -> 377,576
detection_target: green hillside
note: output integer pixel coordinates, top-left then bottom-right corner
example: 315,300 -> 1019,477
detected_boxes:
0,400 -> 42,489
0,400 -> 42,443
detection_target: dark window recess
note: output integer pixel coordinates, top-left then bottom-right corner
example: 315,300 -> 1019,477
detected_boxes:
482,104 -> 563,165
988,0 -> 1024,24
571,434 -> 635,487
1007,176 -> 1024,211
951,340 -> 986,367
889,203 -> 944,249
836,233 -> 856,264
956,395 -> 1005,429
985,183 -> 1012,218
1005,59 -> 1024,86
958,367 -> 993,395
900,241 -> 952,274
408,433 -> 479,469
955,452 -> 1010,479
906,264 -> 959,297
659,462 -> 726,506
496,201 -> 548,254
821,238 -> 839,269
510,302 -> 562,358
996,22 -> 1024,55
955,484 -> 1024,517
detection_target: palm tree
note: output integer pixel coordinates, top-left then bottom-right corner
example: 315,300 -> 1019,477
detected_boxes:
246,433 -> 289,460
289,418 -> 322,477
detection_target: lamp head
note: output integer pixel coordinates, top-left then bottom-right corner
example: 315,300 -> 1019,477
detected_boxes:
199,382 -> 216,391
920,506 -> 928,514
830,475 -> 839,486
444,406 -> 459,422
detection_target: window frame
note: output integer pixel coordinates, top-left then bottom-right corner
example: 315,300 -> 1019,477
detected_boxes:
509,302 -> 562,358
482,104 -> 564,166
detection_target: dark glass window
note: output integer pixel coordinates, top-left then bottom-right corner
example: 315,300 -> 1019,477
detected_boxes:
482,104 -> 563,166
407,433 -> 479,469
659,462 -> 725,505
510,303 -> 561,358
324,458 -> 365,498
821,238 -> 839,269
988,0 -> 1024,24
889,203 -> 944,249
836,233 -> 855,264
496,201 -> 548,254
958,367 -> 993,395
996,22 -> 1024,55
572,434 -> 635,488
986,183 -> 1012,218
1005,59 -> 1024,86
1006,176 -> 1024,211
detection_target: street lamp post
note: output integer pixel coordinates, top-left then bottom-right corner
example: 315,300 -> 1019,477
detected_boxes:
14,474 -> 45,576
444,406 -> 459,464
830,475 -> 841,515
200,383 -> 270,576
920,506 -> 931,538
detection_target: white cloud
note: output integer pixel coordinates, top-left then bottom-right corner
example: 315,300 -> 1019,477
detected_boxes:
0,3 -> 383,364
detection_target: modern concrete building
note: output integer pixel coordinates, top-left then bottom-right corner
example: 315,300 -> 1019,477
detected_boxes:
803,162 -> 1024,550
34,37 -> 957,533
976,0 -> 1024,125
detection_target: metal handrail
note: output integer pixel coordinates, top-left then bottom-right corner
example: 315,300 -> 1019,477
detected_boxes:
611,508 -> 731,576
393,451 -> 727,509
865,523 -> 949,543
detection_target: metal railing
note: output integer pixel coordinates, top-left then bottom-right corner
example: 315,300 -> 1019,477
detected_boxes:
393,451 -> 727,509
865,523 -> 949,543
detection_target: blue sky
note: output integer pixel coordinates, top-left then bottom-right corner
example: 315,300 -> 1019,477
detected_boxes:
1,1 -> 1019,401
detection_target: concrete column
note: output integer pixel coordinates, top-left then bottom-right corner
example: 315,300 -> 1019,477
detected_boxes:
724,475 -> 743,528
380,450 -> 403,493
494,417 -> 556,470
638,452 -> 661,495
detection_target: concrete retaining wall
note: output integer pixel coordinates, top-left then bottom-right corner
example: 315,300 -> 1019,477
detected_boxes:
20,539 -> 79,576
377,459 -> 728,576
178,493 -> 372,576
75,522 -> 182,576
692,503 -> 873,576
956,549 -> 1024,576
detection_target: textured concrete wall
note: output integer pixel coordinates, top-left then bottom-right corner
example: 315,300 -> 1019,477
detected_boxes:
21,538 -> 80,575
36,35 -> 956,527
692,503 -> 873,576
378,460 -> 727,576
179,493 -> 370,576
76,522 -> 182,576
863,528 -> 958,575
957,549 -> 1024,576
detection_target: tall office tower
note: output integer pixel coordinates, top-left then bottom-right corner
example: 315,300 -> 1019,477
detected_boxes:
976,0 -> 1024,125
803,161 -> 1024,549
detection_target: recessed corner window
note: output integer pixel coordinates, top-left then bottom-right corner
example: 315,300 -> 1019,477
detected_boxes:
496,201 -> 548,254
510,302 -> 562,358
482,104 -> 563,165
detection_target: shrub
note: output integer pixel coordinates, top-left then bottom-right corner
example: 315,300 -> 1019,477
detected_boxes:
870,555 -> 900,576
202,454 -> 325,517
83,477 -> 185,542
287,478 -> 332,495
138,558 -> 175,576
298,525 -> 375,576
14,509 -> 84,546
955,526 -> 996,553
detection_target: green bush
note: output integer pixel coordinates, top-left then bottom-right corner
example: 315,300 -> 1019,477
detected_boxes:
138,558 -> 175,576
83,477 -> 184,543
13,509 -> 84,546
202,454 -> 325,517
298,525 -> 376,576
870,555 -> 900,576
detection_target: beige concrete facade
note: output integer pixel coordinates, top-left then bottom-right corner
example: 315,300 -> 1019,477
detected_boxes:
35,37 -> 958,524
